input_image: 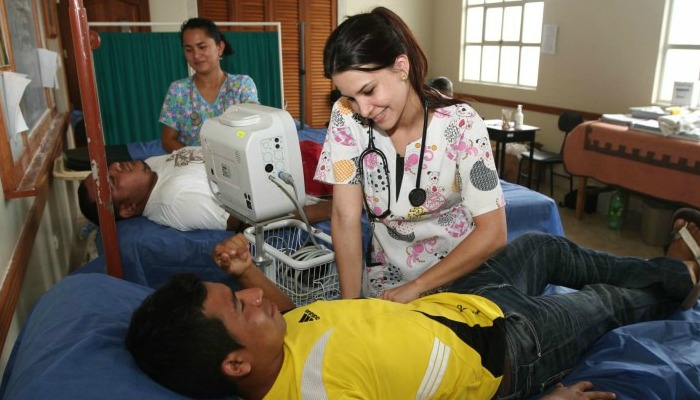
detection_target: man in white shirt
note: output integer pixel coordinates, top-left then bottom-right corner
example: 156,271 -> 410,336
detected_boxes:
78,146 -> 331,231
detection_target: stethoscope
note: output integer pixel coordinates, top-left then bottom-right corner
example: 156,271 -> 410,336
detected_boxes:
358,101 -> 429,219
188,74 -> 231,127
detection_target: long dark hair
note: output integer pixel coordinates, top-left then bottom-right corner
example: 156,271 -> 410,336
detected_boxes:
180,17 -> 234,57
323,7 -> 461,110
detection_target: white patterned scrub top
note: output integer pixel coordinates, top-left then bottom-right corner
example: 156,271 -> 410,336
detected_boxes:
314,99 -> 505,298
158,73 -> 259,146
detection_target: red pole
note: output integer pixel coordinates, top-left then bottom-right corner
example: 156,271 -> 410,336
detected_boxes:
68,0 -> 122,278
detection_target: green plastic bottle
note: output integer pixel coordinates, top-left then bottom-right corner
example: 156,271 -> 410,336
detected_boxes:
607,190 -> 625,230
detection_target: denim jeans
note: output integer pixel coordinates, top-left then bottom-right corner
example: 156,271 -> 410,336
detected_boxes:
448,232 -> 693,399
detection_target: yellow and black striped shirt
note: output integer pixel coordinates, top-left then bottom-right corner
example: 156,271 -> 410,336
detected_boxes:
265,292 -> 506,400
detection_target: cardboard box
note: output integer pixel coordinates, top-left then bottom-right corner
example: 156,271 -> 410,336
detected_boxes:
501,152 -> 521,183
494,143 -> 538,185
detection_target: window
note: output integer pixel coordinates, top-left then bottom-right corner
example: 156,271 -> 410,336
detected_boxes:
656,0 -> 700,104
0,0 -> 60,198
462,0 -> 544,87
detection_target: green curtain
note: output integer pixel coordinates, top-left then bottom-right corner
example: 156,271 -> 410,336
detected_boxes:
222,31 -> 282,109
92,31 -> 283,145
93,32 -> 186,145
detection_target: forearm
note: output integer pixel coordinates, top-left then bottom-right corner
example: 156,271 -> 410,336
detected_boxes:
213,234 -> 295,311
226,215 -> 246,232
332,211 -> 364,298
297,200 -> 332,224
161,126 -> 184,153
235,264 -> 295,312
162,137 -> 184,153
414,207 -> 507,293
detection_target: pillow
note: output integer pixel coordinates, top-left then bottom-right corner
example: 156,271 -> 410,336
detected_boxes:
75,216 -> 235,289
0,274 -> 205,400
300,140 -> 333,197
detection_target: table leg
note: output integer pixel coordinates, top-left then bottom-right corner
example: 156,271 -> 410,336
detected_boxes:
500,142 -> 507,178
527,138 -> 535,188
575,177 -> 587,219
493,141 -> 500,177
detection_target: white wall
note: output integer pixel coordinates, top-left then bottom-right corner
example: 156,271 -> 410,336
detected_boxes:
0,0 -> 93,377
429,0 -> 666,151
148,0 -> 197,31
340,1 -> 667,154
340,0 -> 435,62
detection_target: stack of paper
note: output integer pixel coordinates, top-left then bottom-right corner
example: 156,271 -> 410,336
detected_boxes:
600,114 -> 662,134
629,106 -> 667,120
600,114 -> 635,125
629,119 -> 661,134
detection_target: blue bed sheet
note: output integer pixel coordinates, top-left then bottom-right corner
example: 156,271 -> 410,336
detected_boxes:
88,123 -> 563,290
77,217 -> 237,289
1,273 -> 698,400
501,180 -> 564,241
125,139 -> 167,160
298,124 -> 565,242
122,130 -> 564,244
75,178 -> 562,291
8,119 -> 691,399
121,123 -> 325,162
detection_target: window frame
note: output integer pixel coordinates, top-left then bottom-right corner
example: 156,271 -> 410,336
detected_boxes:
654,0 -> 700,105
461,0 -> 544,89
0,0 -> 60,198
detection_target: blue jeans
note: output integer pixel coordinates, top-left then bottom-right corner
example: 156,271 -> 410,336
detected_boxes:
448,232 -> 693,399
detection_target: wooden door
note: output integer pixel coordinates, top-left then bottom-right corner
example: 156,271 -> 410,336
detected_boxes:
199,0 -> 335,128
300,0 -> 335,128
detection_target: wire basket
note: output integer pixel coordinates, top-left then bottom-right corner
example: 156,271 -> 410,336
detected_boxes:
243,219 -> 338,306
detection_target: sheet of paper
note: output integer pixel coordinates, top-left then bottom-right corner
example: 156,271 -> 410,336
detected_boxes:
2,71 -> 31,137
542,25 -> 558,55
37,48 -> 59,89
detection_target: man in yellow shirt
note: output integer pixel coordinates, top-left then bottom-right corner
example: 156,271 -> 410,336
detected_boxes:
126,214 -> 700,399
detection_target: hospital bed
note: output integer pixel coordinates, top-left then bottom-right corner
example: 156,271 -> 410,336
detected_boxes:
7,118 -> 699,400
1,273 -> 698,400
58,119 -> 564,289
8,6 -> 670,397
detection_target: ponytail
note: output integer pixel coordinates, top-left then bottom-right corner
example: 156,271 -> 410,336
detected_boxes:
324,7 -> 461,110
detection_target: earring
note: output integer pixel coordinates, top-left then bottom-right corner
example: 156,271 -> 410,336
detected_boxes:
401,74 -> 407,81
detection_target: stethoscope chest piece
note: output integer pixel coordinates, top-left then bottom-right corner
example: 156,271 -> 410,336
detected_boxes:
189,74 -> 231,127
408,187 -> 427,207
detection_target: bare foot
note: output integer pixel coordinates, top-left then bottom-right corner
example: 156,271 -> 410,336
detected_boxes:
667,218 -> 700,285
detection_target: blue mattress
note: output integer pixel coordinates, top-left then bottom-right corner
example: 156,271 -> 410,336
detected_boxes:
297,125 -> 565,242
1,273 -> 698,400
75,178 -> 562,290
80,125 -> 563,289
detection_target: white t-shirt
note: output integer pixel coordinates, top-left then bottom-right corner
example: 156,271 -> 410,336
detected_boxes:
142,147 -> 228,231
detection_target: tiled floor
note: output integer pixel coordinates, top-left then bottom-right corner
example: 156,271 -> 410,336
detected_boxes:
531,177 -> 668,259
557,206 -> 664,259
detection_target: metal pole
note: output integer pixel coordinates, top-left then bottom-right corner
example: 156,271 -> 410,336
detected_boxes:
68,0 -> 122,278
298,21 -> 306,128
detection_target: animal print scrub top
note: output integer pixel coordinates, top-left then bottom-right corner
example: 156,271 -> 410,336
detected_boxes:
314,99 -> 505,297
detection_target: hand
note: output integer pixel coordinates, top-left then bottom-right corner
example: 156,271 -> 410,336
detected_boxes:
378,281 -> 422,303
540,382 -> 616,400
211,233 -> 253,278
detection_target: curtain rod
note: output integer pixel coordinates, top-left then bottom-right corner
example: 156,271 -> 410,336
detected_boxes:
85,20 -> 286,116
88,21 -> 281,27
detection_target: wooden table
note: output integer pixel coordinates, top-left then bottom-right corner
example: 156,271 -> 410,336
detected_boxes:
563,121 -> 700,218
484,120 -> 540,187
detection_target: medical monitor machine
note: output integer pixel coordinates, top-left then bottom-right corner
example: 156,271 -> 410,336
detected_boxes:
201,104 -> 306,224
